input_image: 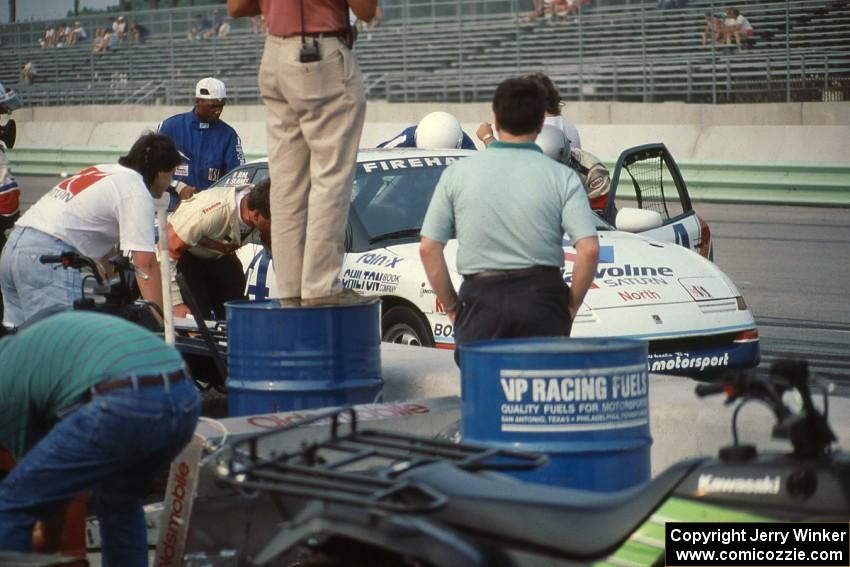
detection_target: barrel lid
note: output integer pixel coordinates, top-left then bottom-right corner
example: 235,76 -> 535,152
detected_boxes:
225,299 -> 380,311
460,337 -> 646,355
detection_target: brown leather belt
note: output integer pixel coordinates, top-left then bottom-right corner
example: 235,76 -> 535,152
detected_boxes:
464,265 -> 560,281
276,30 -> 348,39
89,369 -> 188,398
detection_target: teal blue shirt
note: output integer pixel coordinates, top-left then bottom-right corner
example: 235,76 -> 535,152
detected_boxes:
420,141 -> 597,274
0,311 -> 185,457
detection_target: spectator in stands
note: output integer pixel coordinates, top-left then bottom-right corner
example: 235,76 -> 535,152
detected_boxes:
217,17 -> 232,38
106,26 -> 119,50
131,22 -> 150,43
723,8 -> 753,49
378,112 -> 478,150
205,9 -> 224,39
69,21 -> 87,45
21,60 -> 37,85
156,77 -> 245,212
115,16 -> 129,41
92,28 -> 107,53
701,11 -> 722,47
523,0 -> 546,22
477,72 -> 581,151
39,25 -> 56,49
54,23 -> 68,48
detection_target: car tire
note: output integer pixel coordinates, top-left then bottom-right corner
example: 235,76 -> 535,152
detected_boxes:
382,305 -> 435,347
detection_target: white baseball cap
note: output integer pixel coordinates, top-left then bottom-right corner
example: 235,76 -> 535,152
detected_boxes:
195,77 -> 226,100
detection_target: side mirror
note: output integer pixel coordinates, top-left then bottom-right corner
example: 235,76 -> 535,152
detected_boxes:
615,207 -> 663,233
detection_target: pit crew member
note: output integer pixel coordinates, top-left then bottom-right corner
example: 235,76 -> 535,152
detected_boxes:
0,84 -> 22,323
378,111 -> 478,150
168,177 -> 271,319
536,124 -> 610,212
420,78 -> 599,363
0,133 -> 180,326
157,77 -> 245,212
477,72 -> 582,151
0,311 -> 200,566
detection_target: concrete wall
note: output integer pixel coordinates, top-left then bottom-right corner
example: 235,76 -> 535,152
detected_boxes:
10,101 -> 850,163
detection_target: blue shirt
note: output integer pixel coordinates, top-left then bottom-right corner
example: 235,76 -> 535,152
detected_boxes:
421,140 -> 597,274
157,109 -> 244,210
378,125 -> 478,150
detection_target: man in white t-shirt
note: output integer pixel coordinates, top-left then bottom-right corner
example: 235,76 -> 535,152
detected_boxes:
0,133 -> 182,326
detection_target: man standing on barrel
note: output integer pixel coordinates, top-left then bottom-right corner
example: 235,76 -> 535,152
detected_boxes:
419,78 -> 600,362
227,0 -> 377,306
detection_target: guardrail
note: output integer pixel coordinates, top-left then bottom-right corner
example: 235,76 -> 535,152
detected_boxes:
8,146 -> 850,207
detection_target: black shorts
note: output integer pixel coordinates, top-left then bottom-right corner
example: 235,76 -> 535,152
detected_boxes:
177,253 -> 246,320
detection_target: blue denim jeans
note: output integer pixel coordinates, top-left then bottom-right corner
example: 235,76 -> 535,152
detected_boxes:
0,226 -> 81,326
0,377 -> 201,567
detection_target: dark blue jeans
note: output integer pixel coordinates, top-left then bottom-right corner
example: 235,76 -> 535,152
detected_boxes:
0,377 -> 200,566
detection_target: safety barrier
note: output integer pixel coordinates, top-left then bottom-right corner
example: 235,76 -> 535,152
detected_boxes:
8,146 -> 850,207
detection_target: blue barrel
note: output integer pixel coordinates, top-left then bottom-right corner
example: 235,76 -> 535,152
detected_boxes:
460,337 -> 651,491
226,300 -> 383,417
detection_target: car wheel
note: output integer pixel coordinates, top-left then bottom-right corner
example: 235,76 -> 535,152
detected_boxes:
382,305 -> 435,347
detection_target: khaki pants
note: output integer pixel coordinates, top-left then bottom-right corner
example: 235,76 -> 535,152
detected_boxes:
259,35 -> 366,300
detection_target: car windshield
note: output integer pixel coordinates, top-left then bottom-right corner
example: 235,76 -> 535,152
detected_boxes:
352,156 -> 458,241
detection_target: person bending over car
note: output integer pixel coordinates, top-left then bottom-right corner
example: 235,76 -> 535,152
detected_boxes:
0,311 -> 200,566
420,78 -> 599,364
168,177 -> 271,320
0,133 -> 181,327
378,111 -> 478,150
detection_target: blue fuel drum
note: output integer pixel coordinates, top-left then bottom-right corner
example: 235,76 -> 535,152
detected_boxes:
460,337 -> 651,491
226,299 -> 383,417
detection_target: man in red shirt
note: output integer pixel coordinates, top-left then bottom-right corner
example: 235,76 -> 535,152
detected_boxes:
228,0 -> 378,306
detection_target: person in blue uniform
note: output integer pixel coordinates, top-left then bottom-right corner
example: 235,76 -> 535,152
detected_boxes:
157,77 -> 245,211
378,111 -> 478,150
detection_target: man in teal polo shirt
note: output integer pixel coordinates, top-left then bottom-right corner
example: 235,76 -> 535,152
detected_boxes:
0,311 -> 200,566
420,78 -> 600,360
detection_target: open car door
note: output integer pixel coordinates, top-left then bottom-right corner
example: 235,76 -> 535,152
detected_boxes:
603,143 -> 713,260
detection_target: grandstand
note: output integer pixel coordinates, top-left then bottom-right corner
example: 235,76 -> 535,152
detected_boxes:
1,0 -> 848,106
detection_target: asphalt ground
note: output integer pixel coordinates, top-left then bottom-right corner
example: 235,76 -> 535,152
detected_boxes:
12,175 -> 850,387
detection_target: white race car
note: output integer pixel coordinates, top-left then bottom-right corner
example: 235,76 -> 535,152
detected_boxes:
221,144 -> 758,378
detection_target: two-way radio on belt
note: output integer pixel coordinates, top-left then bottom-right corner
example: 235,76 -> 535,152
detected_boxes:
298,0 -> 320,62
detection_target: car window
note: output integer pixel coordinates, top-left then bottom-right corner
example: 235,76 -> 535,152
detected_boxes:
352,157 -> 456,240
611,146 -> 691,222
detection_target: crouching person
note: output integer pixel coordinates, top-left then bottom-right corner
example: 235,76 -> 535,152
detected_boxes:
0,311 -> 201,566
168,178 -> 271,320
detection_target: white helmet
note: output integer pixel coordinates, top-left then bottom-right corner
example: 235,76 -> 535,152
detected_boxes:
414,112 -> 463,149
535,124 -> 570,164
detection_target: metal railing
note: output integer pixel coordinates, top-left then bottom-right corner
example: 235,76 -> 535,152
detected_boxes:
1,0 -> 847,105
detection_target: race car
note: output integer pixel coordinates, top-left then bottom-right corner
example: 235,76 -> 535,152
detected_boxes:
219,145 -> 757,378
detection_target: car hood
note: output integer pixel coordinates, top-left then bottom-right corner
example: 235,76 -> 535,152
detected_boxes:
383,230 -> 740,310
